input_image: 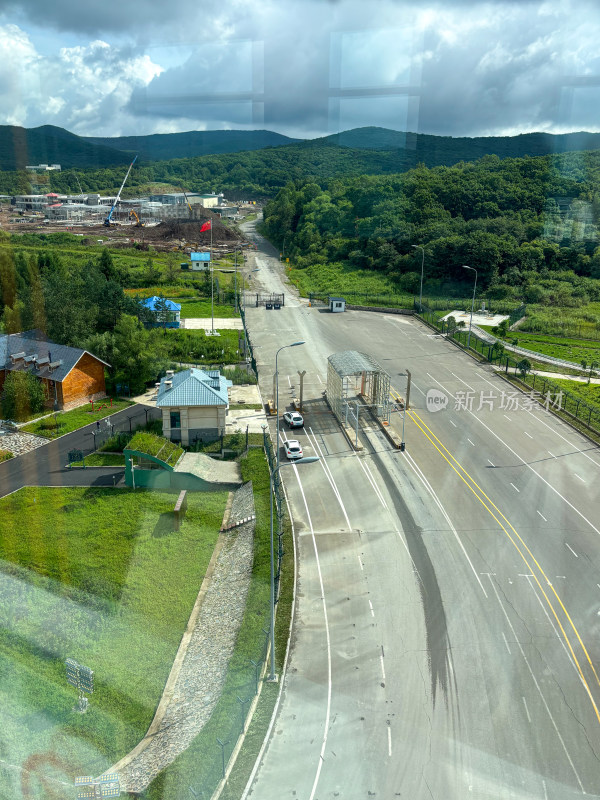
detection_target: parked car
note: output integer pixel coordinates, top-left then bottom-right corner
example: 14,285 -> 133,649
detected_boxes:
285,439 -> 303,460
283,411 -> 304,428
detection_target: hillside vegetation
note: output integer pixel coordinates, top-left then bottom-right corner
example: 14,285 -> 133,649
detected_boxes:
263,150 -> 600,316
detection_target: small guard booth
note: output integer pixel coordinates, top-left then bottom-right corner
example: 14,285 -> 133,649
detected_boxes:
329,296 -> 346,313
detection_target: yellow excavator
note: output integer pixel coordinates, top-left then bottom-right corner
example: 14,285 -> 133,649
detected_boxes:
129,209 -> 144,227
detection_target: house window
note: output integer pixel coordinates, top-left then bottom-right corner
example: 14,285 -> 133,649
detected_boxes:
170,411 -> 181,429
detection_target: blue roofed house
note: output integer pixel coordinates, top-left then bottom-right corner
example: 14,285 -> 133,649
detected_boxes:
141,296 -> 181,328
156,368 -> 232,444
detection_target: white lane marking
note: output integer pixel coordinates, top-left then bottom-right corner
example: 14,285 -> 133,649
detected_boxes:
428,374 -> 600,540
306,427 -> 352,529
524,431 -> 533,439
287,375 -> 291,387
487,575 -> 584,792
410,381 -> 425,396
449,419 -> 457,428
451,371 -> 476,392
368,599 -> 375,617
362,460 -> 389,510
387,725 -> 392,757
403,451 -> 487,597
537,510 -> 548,522
522,696 -> 532,723
358,556 -> 364,571
565,543 -> 578,558
488,459 -> 495,467
467,438 -> 475,446
548,450 -> 556,458
504,414 -> 512,421
293,468 -> 332,800
522,576 -> 587,689
542,779 -> 548,800
510,483 -> 520,493
317,374 -> 323,384
502,631 -> 512,655
574,473 -> 585,483
353,452 -> 388,509
523,404 -> 600,468
380,653 -> 386,682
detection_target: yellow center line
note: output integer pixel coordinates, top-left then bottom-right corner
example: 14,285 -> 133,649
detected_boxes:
410,408 -> 600,694
406,408 -> 600,725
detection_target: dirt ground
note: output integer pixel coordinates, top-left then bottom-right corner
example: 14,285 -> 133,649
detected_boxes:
0,206 -> 251,253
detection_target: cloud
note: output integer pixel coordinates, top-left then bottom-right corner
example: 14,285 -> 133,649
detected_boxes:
0,1 -> 600,137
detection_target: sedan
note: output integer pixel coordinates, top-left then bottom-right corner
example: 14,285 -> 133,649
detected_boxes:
285,439 -> 303,460
283,411 -> 304,428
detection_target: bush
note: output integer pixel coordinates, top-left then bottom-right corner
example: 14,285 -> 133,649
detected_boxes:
0,449 -> 13,462
0,371 -> 46,421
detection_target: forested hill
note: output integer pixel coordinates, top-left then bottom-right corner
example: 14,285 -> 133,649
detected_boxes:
0,125 -> 130,170
313,127 -> 600,161
262,150 -> 600,299
83,130 -> 300,161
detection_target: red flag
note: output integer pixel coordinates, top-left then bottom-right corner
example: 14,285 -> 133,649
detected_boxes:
200,220 -> 211,232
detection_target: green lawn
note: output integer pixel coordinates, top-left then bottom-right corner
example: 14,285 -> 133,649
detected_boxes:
501,332 -> 600,367
174,299 -> 237,319
127,431 -> 183,466
21,398 -> 134,439
0,486 -> 227,790
70,453 -> 125,467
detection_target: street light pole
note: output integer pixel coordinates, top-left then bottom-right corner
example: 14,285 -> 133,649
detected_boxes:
462,265 -> 478,351
411,244 -> 425,312
268,456 -> 318,681
275,341 -> 305,475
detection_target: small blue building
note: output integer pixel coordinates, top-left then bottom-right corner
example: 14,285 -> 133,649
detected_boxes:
141,296 -> 181,328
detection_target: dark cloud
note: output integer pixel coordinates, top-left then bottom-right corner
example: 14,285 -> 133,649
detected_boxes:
1,1 -> 600,137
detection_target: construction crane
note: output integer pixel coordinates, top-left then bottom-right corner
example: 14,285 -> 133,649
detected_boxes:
104,155 -> 137,227
179,187 -> 193,217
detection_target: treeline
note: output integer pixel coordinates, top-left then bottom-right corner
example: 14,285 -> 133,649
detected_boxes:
263,151 -> 600,304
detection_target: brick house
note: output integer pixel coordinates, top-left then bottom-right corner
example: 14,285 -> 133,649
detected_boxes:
0,331 -> 110,411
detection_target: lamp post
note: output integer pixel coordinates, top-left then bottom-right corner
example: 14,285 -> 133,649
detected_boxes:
268,456 -> 319,680
411,244 -> 425,312
275,342 -> 305,474
462,265 -> 478,351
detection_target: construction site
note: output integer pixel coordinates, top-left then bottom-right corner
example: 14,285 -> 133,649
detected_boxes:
1,159 -> 258,253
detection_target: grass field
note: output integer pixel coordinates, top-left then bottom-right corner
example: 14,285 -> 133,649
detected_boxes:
501,332 -> 600,367
0,486 -> 227,792
21,399 -> 134,438
175,299 -> 237,319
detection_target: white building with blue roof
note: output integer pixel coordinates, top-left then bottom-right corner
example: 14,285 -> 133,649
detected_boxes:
156,368 -> 232,444
141,296 -> 181,328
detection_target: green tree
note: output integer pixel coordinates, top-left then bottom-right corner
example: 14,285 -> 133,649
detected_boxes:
1,371 -> 45,421
517,358 -> 532,378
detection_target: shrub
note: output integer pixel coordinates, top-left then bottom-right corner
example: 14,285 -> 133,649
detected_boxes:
0,371 -> 46,421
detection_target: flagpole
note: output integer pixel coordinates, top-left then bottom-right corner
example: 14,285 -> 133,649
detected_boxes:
210,218 -> 214,335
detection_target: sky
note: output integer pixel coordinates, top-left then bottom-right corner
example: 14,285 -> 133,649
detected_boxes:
0,0 -> 599,140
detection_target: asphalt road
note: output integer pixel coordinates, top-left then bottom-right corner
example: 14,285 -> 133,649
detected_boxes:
240,217 -> 600,799
0,404 -> 160,499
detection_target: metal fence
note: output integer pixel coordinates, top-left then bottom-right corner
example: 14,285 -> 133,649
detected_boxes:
418,307 -> 600,439
262,427 -> 285,599
88,406 -> 161,454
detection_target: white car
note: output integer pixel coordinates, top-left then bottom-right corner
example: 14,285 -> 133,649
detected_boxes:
283,411 -> 304,428
285,439 -> 303,460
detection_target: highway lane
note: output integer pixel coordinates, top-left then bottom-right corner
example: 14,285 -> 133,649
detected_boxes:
241,221 -> 600,797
